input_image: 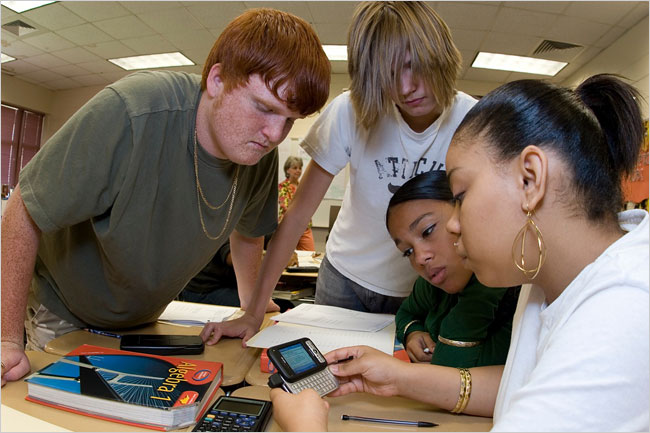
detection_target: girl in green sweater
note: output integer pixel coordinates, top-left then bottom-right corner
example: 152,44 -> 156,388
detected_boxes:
387,170 -> 519,367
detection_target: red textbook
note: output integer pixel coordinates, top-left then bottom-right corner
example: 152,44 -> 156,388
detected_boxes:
24,344 -> 222,431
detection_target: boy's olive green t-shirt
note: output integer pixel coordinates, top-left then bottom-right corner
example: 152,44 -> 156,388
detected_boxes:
19,71 -> 278,328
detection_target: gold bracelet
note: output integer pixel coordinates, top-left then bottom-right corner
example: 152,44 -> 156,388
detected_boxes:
451,368 -> 472,414
451,368 -> 467,413
438,335 -> 481,348
458,368 -> 472,413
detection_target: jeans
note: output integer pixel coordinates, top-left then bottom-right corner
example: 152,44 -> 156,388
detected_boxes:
178,287 -> 241,307
315,255 -> 406,314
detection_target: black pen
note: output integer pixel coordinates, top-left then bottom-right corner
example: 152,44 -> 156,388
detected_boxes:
342,414 -> 438,427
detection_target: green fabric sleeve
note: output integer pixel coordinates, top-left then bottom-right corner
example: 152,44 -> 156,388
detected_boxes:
395,277 -> 439,343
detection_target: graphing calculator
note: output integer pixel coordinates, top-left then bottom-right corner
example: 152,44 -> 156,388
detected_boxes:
192,396 -> 272,432
267,337 -> 339,397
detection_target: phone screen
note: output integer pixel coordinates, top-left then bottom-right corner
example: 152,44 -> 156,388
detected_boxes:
279,343 -> 317,374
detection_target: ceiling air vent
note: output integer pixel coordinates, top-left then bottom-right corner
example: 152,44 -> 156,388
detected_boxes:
533,39 -> 582,55
2,20 -> 38,37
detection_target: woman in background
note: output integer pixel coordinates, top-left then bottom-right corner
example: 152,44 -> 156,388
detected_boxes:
278,156 -> 315,251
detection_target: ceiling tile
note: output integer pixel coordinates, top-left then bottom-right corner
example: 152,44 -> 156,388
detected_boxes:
49,63 -> 93,77
119,1 -> 183,14
137,7 -> 203,33
450,28 -> 487,52
312,22 -> 350,45
84,40 -> 137,59
165,29 -> 215,52
93,15 -> 157,40
436,2 -> 500,31
463,66 -> 512,83
185,2 -> 247,30
1,59 -> 42,75
22,31 -> 76,52
22,52 -> 68,69
307,2 -> 359,24
61,2 -> 131,22
44,77 -> 84,90
617,2 -> 650,28
22,3 -> 86,31
21,68 -> 66,83
563,1 -> 638,25
51,46 -> 102,64
0,5 -> 18,21
1,29 -> 17,43
76,59 -> 124,74
507,2 -> 570,14
73,73 -> 111,87
57,23 -> 114,45
493,7 -> 560,38
480,32 -> 541,56
1,39 -> 45,58
621,53 -> 649,81
120,34 -> 178,55
547,15 -> 613,46
593,25 -> 627,49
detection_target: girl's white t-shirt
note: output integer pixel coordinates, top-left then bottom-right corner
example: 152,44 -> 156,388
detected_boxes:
492,210 -> 649,431
301,91 -> 477,297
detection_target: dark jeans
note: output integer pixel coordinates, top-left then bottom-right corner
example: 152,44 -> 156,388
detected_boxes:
315,255 -> 406,314
178,287 -> 240,307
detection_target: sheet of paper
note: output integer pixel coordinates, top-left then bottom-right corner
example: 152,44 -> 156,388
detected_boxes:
272,303 -> 394,332
247,321 -> 396,355
296,250 -> 323,268
157,301 -> 239,326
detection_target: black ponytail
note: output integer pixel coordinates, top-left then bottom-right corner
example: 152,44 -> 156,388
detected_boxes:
575,73 -> 644,178
453,74 -> 644,224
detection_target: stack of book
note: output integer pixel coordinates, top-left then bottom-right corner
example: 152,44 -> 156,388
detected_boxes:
24,344 -> 223,431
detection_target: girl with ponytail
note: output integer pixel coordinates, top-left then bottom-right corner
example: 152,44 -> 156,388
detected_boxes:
445,73 -> 648,430
270,75 -> 648,432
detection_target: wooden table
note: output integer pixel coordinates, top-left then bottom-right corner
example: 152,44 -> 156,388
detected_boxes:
231,385 -> 493,432
0,351 -> 225,432
44,312 -> 279,388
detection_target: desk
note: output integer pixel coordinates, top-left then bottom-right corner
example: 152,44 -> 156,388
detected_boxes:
0,351 -> 225,432
44,313 -> 279,387
231,385 -> 493,432
244,352 -> 271,386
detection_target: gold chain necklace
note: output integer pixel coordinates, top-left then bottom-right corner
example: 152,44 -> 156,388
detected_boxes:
193,130 -> 240,240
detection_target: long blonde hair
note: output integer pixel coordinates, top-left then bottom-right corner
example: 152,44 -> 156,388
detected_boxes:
348,2 -> 461,129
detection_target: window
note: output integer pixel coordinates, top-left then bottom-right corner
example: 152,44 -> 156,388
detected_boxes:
1,103 -> 44,189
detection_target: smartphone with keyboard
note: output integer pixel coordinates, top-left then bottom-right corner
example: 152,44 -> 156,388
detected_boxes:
267,337 -> 339,397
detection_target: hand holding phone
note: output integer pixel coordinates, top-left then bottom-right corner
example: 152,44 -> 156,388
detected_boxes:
267,337 -> 339,397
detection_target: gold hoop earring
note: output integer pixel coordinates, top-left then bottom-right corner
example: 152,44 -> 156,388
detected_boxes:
511,206 -> 546,279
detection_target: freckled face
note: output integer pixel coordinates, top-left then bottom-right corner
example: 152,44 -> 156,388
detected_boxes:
387,199 -> 473,294
445,140 -> 523,288
207,73 -> 302,166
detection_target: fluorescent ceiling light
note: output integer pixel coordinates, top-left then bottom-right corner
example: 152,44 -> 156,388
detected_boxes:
2,1 -> 56,13
472,52 -> 567,76
323,45 -> 347,61
1,53 -> 16,63
108,52 -> 194,70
